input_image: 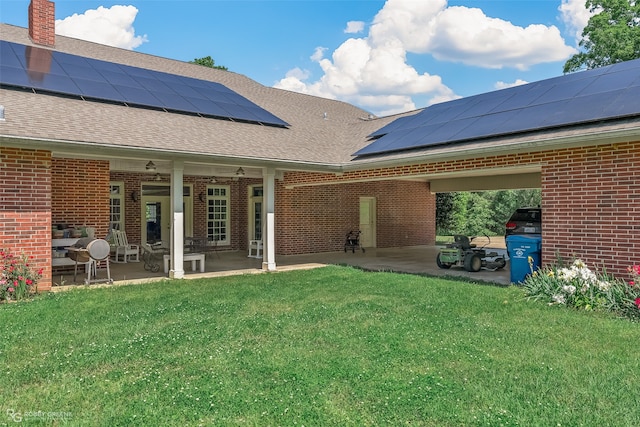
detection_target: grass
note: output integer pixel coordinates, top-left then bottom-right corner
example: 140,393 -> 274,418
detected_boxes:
2,266 -> 640,426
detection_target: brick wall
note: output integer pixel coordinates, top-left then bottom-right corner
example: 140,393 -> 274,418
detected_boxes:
0,147 -> 52,290
51,158 -> 110,238
276,179 -> 435,254
541,142 -> 640,277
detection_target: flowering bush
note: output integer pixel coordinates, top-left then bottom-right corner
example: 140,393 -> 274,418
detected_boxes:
0,249 -> 42,301
522,258 -> 640,320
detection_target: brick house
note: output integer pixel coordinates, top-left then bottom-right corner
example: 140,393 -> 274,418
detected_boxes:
2,0 -> 640,290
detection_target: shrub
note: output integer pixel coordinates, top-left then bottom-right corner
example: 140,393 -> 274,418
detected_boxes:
0,249 -> 42,301
523,258 -> 640,320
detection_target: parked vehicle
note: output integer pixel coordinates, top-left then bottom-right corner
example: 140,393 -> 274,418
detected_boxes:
505,207 -> 542,236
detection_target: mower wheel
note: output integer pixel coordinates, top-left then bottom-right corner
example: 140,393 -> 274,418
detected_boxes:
464,253 -> 482,272
436,253 -> 452,269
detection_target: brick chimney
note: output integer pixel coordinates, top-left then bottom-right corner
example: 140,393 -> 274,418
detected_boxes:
28,0 -> 55,47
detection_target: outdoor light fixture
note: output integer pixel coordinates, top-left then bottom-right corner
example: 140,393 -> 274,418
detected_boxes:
145,161 -> 156,171
199,192 -> 207,203
235,167 -> 245,176
130,190 -> 140,202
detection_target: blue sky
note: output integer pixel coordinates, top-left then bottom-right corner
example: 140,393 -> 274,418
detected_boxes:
0,0 -> 593,116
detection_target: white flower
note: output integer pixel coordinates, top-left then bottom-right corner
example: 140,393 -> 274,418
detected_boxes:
558,268 -> 576,281
577,267 -> 597,282
597,281 -> 611,291
552,294 -> 566,304
562,285 -> 576,295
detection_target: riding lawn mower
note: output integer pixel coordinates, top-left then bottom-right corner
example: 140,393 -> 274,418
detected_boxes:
436,235 -> 506,272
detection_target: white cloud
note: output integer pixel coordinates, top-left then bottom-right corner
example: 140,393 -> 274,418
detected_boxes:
275,0 -> 577,116
495,79 -> 528,90
310,47 -> 327,62
558,0 -> 597,44
276,68 -> 314,94
344,21 -> 365,34
371,3 -> 576,70
56,5 -> 148,50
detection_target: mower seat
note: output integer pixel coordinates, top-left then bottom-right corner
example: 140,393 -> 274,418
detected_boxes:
454,235 -> 476,250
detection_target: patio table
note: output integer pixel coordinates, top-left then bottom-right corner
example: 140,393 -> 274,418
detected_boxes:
163,253 -> 205,273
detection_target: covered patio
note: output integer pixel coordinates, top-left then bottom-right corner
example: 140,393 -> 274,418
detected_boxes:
50,243 -> 511,290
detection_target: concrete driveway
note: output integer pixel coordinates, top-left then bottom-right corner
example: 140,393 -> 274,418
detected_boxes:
277,245 -> 511,286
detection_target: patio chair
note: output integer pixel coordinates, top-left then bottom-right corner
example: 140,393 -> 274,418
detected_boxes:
112,230 -> 140,263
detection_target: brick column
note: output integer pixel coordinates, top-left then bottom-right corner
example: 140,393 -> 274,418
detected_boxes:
0,147 -> 52,291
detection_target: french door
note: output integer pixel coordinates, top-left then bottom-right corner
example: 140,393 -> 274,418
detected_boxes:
249,186 -> 263,241
140,184 -> 192,245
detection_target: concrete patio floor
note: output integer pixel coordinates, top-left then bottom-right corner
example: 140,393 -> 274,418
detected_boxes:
51,242 -> 512,290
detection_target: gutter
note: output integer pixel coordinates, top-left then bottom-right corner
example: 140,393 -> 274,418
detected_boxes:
4,120 -> 640,175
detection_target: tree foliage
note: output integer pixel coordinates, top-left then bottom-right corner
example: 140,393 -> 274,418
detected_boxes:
436,189 -> 541,236
189,55 -> 228,71
564,0 -> 640,73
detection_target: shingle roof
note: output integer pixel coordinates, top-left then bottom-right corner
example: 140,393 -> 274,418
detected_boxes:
0,23 -> 402,170
3,23 -> 639,172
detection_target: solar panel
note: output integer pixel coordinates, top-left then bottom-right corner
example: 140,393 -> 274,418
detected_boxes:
0,40 -> 288,127
73,78 -> 123,100
357,57 -> 640,157
369,115 -> 417,138
0,63 -> 31,87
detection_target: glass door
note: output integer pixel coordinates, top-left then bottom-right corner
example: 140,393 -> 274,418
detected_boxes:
142,197 -> 170,244
140,184 -> 193,245
249,186 -> 263,241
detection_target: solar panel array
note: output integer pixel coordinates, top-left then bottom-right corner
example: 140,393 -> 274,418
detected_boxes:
0,40 -> 288,127
356,58 -> 640,156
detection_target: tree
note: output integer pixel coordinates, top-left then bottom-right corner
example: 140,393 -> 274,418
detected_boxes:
189,56 -> 228,71
436,189 -> 541,236
564,0 -> 640,73
435,192 -> 456,235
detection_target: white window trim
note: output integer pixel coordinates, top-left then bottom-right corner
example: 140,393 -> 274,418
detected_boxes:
109,181 -> 125,232
206,185 -> 230,246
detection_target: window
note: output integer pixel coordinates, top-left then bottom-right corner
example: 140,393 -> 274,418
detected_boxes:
109,182 -> 125,231
206,186 -> 229,245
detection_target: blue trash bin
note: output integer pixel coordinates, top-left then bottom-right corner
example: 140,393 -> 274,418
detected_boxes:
506,234 -> 542,284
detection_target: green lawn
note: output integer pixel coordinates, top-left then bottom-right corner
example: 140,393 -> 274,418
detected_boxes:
2,266 -> 640,426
